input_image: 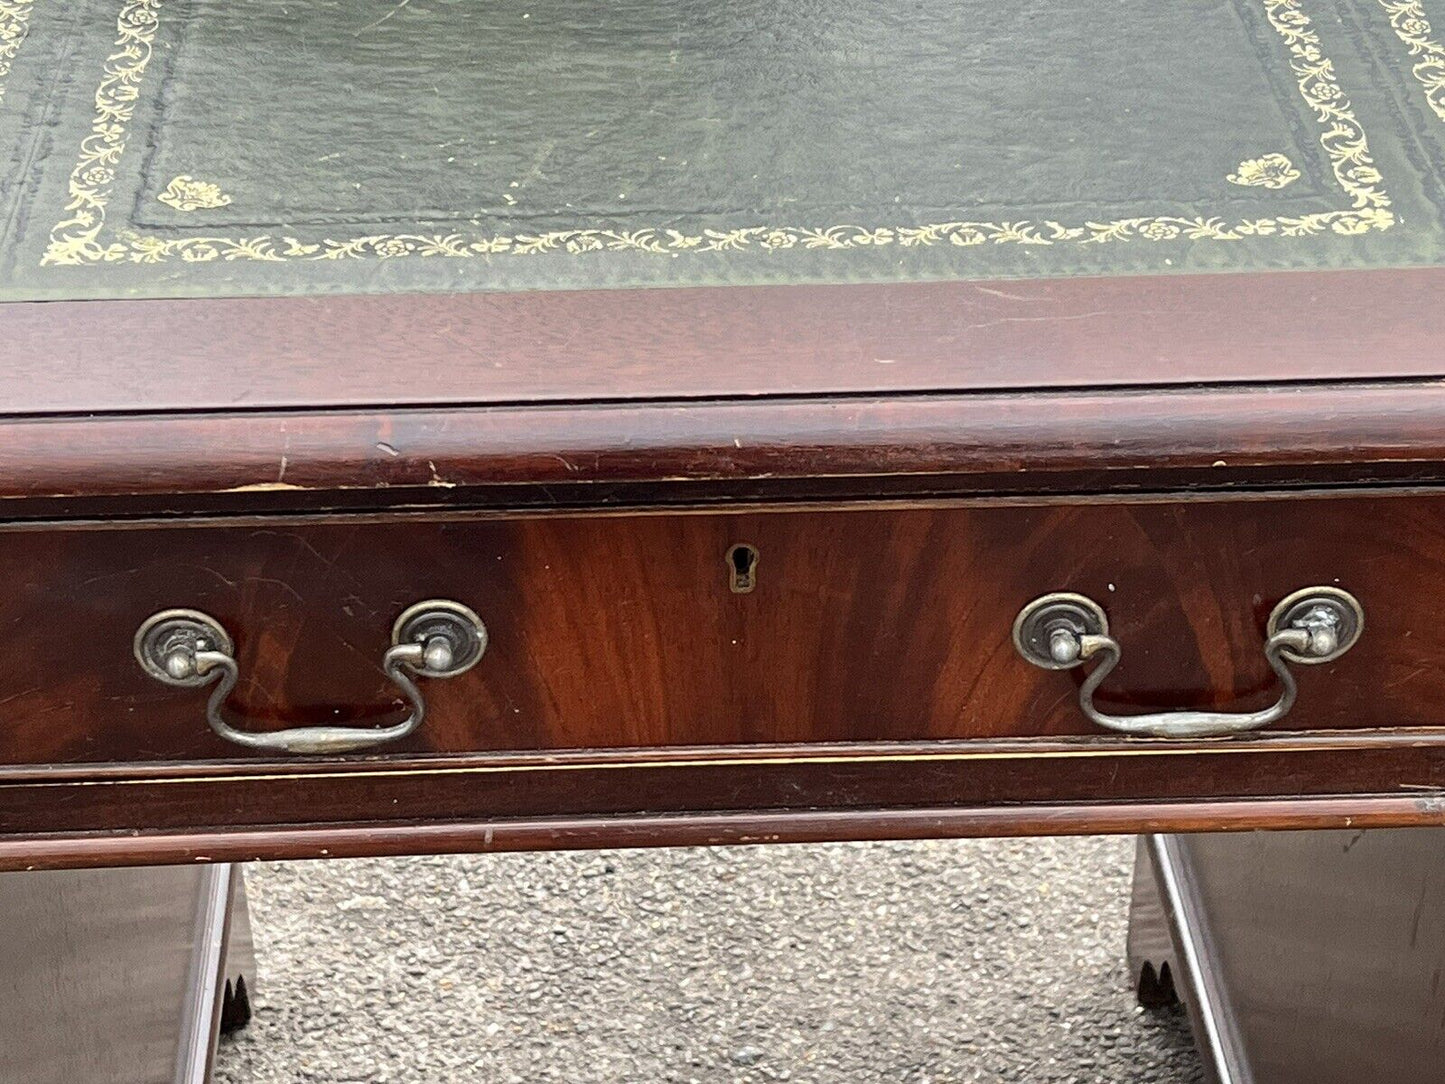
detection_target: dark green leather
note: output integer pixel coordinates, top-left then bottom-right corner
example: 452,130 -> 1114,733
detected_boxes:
1,0 -> 1444,298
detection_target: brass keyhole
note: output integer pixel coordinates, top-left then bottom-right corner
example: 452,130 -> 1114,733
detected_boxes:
726,543 -> 759,594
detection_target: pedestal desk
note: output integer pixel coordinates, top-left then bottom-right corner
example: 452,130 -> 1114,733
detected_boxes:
10,278 -> 1445,863
3,0 -> 1445,1075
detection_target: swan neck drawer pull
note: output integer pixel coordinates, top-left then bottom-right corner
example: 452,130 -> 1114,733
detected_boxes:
1012,587 -> 1363,739
134,600 -> 487,755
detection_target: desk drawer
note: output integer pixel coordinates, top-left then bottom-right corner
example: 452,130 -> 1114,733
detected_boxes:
7,493 -> 1445,859
0,494 -> 1439,765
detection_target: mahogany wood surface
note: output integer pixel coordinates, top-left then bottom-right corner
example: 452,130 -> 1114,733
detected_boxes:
5,268 -> 1445,418
4,494 -> 1443,767
4,796 -> 1444,874
5,270 -> 1445,863
7,382 -> 1445,514
3,491 -> 1445,863
5,743 -> 1445,837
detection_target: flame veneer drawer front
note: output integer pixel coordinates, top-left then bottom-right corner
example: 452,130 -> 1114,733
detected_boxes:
0,494 -> 1435,769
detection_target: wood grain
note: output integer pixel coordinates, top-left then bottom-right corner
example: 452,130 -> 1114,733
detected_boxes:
7,382 -> 1445,512
4,268 -> 1444,417
5,439 -> 1445,857
4,796 -> 1444,873
6,742 -> 1445,839
1,494 -> 1443,769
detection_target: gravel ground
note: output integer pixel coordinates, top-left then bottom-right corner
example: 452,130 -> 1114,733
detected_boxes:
215,836 -> 1202,1083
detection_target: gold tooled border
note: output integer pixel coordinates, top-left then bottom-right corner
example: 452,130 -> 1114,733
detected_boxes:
0,0 -> 35,108
1379,0 -> 1445,123
42,0 -> 1394,266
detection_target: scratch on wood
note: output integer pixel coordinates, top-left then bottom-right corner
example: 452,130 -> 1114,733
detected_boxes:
222,481 -> 309,493
427,460 -> 457,487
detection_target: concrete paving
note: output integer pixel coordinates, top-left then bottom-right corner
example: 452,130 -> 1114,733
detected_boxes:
215,836 -> 1202,1083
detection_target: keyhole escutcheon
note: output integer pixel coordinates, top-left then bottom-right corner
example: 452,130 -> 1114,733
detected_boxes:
727,543 -> 759,594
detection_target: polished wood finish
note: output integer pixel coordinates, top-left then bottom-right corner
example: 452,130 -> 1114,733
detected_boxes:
4,269 -> 1444,417
4,492 -> 1445,861
3,797 -> 1443,874
2,495 -> 1442,765
4,268 -> 1445,863
8,382 -> 1445,513
5,742 -> 1445,839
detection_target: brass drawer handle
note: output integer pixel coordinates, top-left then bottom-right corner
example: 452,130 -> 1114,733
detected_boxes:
1012,587 -> 1363,739
135,600 -> 487,755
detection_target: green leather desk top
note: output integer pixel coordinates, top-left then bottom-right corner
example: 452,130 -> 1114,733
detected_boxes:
1,0 -> 1444,299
